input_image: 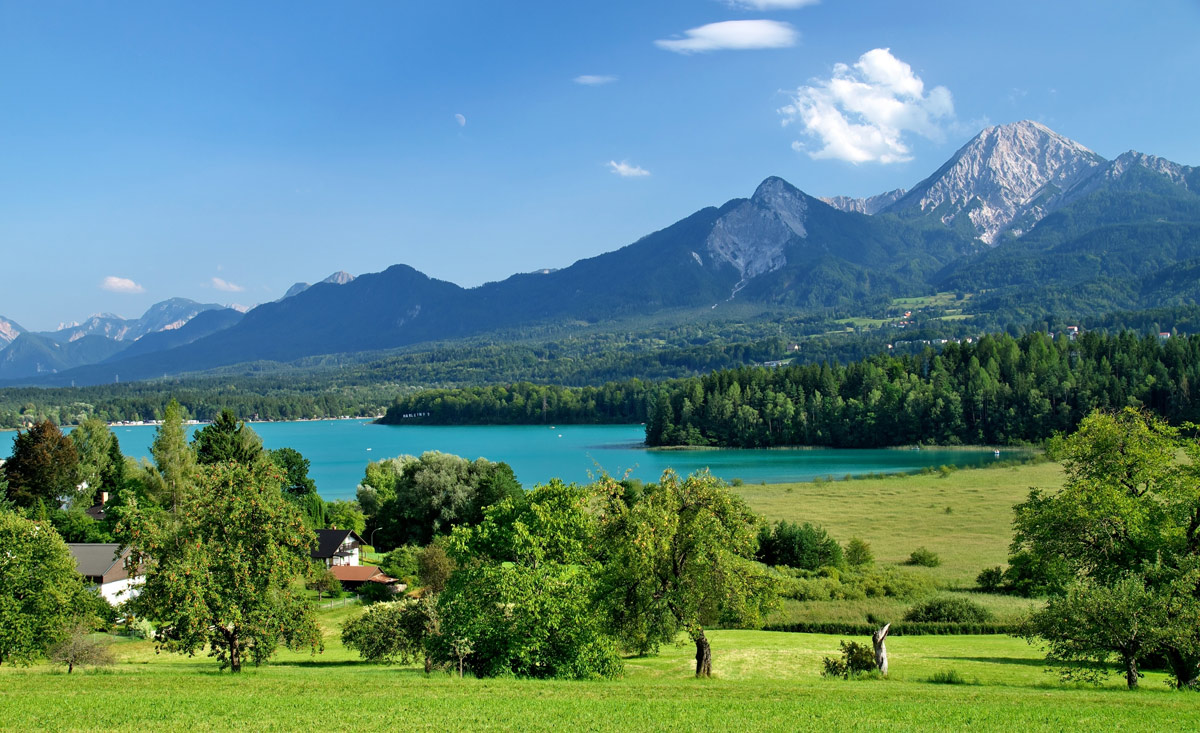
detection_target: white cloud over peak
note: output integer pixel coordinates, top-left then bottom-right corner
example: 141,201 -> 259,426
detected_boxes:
211,277 -> 245,292
778,48 -> 955,164
454,113 -> 467,127
101,276 -> 144,294
655,20 -> 797,54
728,0 -> 819,8
608,160 -> 651,178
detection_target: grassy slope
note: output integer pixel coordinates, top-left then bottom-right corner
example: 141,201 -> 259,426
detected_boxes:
734,461 -> 1066,586
0,619 -> 1192,732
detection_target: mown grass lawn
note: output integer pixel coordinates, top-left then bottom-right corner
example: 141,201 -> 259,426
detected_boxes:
1,612 -> 1195,732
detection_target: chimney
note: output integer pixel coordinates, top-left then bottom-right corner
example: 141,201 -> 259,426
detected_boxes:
99,491 -> 110,506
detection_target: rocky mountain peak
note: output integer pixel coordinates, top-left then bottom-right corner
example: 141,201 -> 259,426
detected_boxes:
322,270 -> 356,285
0,316 -> 24,348
703,177 -> 812,296
1106,151 -> 1194,190
895,120 -> 1105,243
822,188 -> 906,215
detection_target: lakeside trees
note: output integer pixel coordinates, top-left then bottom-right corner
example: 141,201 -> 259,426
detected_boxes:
356,452 -> 523,550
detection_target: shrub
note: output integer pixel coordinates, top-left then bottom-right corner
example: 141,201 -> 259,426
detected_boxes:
417,543 -> 455,594
341,598 -> 433,665
927,669 -> 970,685
976,566 -> 1004,593
357,581 -> 396,604
124,617 -> 154,640
381,545 -> 421,585
905,547 -> 941,568
844,538 -> 874,567
821,640 -> 877,679
757,521 -> 844,570
49,621 -> 116,674
904,596 -> 993,624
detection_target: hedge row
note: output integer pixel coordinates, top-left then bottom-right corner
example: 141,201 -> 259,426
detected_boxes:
763,621 -> 1019,636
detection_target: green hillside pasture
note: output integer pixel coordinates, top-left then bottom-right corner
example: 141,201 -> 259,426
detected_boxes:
734,461 -> 1066,586
0,621 -> 1192,732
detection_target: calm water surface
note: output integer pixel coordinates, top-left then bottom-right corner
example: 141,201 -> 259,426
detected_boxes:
76,420 -> 1020,501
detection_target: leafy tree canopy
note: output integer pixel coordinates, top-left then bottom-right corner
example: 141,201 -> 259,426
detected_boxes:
119,460 -> 322,672
4,420 -> 80,509
1014,408 -> 1200,688
595,470 -> 778,676
0,510 -> 96,666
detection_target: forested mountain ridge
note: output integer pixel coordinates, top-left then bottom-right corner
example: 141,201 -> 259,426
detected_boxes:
3,121 -> 1198,388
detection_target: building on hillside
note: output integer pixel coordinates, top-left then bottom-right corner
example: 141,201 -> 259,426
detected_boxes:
311,529 -> 364,568
67,543 -> 142,605
329,565 -> 404,594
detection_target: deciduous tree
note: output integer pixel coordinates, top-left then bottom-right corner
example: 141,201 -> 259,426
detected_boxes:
596,470 -> 778,677
0,510 -> 95,666
1014,408 -> 1200,688
120,461 -> 322,672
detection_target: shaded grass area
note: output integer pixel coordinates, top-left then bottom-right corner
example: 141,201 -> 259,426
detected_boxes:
1,622 -> 1192,732
771,592 -> 1040,627
733,461 -> 1066,586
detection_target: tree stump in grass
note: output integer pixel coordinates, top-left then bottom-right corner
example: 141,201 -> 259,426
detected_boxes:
872,623 -> 890,677
694,629 -> 712,678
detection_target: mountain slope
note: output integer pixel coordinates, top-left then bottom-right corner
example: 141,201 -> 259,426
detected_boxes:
0,333 -> 128,380
886,120 -> 1106,243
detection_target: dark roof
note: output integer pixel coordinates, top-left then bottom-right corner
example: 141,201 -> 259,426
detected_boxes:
67,543 -> 127,579
311,529 -> 364,559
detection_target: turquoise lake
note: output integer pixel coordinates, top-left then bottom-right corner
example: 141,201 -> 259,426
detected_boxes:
75,420 -> 1019,501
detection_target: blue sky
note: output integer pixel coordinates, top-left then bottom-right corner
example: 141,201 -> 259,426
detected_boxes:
2,0 -> 1198,330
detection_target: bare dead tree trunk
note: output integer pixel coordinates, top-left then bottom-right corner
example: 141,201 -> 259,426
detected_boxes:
872,623 -> 890,677
694,629 -> 712,678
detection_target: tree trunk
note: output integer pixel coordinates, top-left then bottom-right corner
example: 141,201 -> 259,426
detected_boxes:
1124,653 -> 1139,689
872,623 -> 890,677
229,631 -> 242,674
68,660 -> 74,674
1166,648 -> 1200,689
424,654 -> 433,674
694,629 -> 712,678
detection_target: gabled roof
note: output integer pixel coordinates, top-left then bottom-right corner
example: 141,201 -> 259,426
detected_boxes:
67,543 -> 127,579
330,565 -> 397,584
311,529 -> 364,559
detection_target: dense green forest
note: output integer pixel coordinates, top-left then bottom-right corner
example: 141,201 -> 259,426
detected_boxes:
382,331 -> 1200,450
647,331 -> 1200,448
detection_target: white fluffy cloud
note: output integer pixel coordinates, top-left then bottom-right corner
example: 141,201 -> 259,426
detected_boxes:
101,276 -> 144,294
608,160 -> 651,178
779,48 -> 955,164
728,0 -> 819,8
574,74 -> 617,86
454,113 -> 467,127
655,20 -> 797,54
210,277 -> 245,292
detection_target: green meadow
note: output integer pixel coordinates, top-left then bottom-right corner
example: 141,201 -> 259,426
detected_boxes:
5,461 -> 1196,732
